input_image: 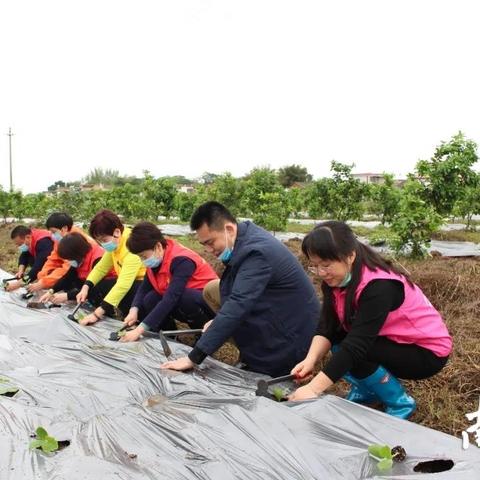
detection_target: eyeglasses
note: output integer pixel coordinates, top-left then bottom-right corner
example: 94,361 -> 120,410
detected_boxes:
308,264 -> 334,275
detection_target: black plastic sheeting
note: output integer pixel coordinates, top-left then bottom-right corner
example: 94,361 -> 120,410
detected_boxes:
1,269 -> 479,479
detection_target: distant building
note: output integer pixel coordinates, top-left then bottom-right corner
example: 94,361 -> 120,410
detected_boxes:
177,184 -> 195,194
352,173 -> 385,184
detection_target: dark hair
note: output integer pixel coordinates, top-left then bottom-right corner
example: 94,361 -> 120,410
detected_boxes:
88,209 -> 124,238
127,222 -> 167,253
190,201 -> 237,231
58,233 -> 92,262
302,221 -> 411,329
46,212 -> 73,230
11,225 -> 31,239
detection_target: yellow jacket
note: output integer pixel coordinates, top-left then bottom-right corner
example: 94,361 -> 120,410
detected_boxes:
86,227 -> 145,307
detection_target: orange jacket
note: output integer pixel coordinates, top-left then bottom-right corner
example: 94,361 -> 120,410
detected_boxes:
37,226 -> 95,288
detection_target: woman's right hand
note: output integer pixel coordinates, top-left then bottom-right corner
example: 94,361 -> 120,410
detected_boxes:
123,308 -> 139,327
39,291 -> 53,303
15,266 -> 26,279
291,357 -> 316,379
76,285 -> 89,304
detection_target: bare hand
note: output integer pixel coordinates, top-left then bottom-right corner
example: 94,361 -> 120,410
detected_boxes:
123,310 -> 139,327
51,292 -> 68,304
202,319 -> 213,333
76,285 -> 89,304
15,268 -> 25,279
288,384 -> 319,401
119,326 -> 144,343
39,291 -> 53,303
27,282 -> 43,293
160,356 -> 194,371
5,280 -> 22,292
79,313 -> 99,326
291,358 -> 315,380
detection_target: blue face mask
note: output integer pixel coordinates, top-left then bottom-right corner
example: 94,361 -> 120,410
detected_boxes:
52,231 -> 63,242
218,229 -> 233,263
101,240 -> 118,252
143,255 -> 161,269
18,243 -> 29,253
219,247 -> 233,263
338,271 -> 352,288
68,260 -> 80,268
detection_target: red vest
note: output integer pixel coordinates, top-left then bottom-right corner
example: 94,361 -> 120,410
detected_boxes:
29,229 -> 53,257
76,243 -> 116,281
147,239 -> 218,295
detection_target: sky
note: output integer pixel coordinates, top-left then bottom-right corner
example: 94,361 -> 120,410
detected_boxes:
1,0 -> 479,193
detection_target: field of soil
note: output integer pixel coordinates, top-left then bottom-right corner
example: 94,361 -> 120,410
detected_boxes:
1,223 -> 478,439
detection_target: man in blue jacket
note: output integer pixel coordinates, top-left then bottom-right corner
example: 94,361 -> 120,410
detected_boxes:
161,201 -> 320,377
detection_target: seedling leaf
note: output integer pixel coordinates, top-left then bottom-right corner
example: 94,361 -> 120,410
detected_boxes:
368,444 -> 392,460
42,436 -> 59,452
29,427 -> 59,453
377,458 -> 393,472
0,385 -> 19,395
368,443 -> 395,471
29,440 -> 43,450
271,387 -> 286,401
36,427 -> 48,440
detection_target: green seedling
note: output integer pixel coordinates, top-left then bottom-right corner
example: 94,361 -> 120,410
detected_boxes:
271,387 -> 288,402
368,444 -> 407,472
0,377 -> 19,396
368,444 -> 393,472
29,427 -> 59,453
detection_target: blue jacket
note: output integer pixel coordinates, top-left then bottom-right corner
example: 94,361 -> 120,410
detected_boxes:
191,221 -> 320,376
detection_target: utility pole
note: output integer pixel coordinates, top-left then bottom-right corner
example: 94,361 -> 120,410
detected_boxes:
6,127 -> 14,191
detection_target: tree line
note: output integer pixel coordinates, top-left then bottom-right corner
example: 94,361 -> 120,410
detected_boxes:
1,132 -> 479,257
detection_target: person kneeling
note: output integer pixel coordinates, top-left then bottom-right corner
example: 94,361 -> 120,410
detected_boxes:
288,221 -> 452,420
119,222 -> 218,343
39,233 -> 116,305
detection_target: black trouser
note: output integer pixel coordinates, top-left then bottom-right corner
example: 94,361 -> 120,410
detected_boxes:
138,288 -> 214,331
86,279 -> 142,317
346,336 -> 449,380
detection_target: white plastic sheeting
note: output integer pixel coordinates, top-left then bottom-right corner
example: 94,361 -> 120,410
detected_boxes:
1,269 -> 479,479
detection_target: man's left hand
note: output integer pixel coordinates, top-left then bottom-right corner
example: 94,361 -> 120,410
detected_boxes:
160,357 -> 194,371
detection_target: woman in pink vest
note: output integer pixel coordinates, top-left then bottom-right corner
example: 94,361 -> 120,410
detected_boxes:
289,221 -> 452,419
39,232 -> 117,305
119,222 -> 219,343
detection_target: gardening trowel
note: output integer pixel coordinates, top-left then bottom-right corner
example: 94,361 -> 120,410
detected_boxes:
67,303 -> 83,323
109,323 -> 134,341
143,329 -> 203,357
255,373 -> 298,398
27,301 -> 61,310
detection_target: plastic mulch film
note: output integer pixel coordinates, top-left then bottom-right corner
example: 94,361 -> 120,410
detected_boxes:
1,269 -> 479,479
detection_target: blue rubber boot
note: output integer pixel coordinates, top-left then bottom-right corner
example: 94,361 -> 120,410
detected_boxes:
330,345 -> 378,404
342,371 -> 379,404
360,365 -> 416,419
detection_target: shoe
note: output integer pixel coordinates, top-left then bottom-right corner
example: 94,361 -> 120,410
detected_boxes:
360,365 -> 416,419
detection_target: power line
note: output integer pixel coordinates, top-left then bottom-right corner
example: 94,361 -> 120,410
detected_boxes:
6,127 -> 14,192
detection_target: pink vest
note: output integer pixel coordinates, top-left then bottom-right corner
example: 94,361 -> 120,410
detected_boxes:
332,266 -> 452,357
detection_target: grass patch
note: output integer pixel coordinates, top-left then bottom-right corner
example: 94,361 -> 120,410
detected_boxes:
432,230 -> 480,243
